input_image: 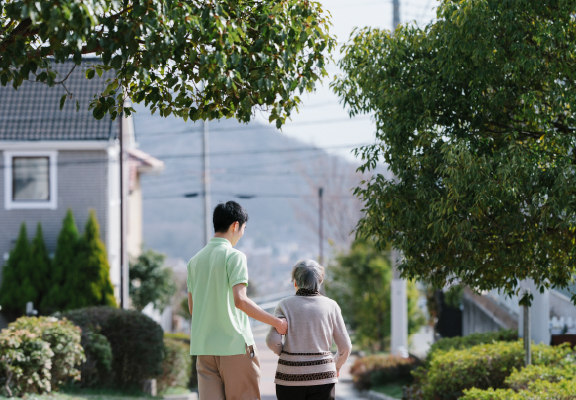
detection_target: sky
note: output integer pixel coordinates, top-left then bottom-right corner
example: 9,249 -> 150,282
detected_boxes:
253,0 -> 439,162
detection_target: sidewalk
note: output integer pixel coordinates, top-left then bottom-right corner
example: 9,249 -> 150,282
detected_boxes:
253,327 -> 363,400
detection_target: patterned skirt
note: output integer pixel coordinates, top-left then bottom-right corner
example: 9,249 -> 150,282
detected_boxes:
274,350 -> 338,387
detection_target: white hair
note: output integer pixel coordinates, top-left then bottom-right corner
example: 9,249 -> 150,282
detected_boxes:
291,259 -> 325,291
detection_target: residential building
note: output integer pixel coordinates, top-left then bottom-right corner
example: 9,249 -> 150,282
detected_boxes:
0,60 -> 163,326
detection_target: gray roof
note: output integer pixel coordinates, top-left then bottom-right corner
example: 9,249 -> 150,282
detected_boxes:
0,60 -> 118,141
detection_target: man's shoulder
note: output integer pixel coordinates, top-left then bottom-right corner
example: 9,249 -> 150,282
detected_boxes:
226,247 -> 247,261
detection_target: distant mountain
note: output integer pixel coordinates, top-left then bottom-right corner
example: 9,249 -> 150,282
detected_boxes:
133,105 -> 367,294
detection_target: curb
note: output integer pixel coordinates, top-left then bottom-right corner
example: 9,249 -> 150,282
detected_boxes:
366,390 -> 398,400
163,393 -> 198,400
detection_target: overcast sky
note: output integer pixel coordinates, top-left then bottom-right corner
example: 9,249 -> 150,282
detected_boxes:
254,0 -> 439,162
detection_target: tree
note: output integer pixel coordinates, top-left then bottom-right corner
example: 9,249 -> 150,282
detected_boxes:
64,210 -> 116,310
28,223 -> 51,313
129,248 -> 177,311
332,0 -> 576,302
42,209 -> 80,313
326,239 -> 425,352
0,224 -> 35,314
0,0 -> 335,127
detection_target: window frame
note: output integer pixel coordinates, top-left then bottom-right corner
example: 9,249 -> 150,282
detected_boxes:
4,150 -> 58,210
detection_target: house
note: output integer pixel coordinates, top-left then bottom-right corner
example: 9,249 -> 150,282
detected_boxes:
463,282 -> 576,345
0,60 -> 163,326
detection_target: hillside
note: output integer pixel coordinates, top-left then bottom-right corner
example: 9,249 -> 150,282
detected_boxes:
133,105 -> 367,294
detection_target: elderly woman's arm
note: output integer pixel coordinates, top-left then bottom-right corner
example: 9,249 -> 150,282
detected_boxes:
266,302 -> 285,356
333,304 -> 352,372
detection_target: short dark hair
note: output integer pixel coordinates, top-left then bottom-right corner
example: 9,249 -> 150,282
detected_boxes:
213,201 -> 249,233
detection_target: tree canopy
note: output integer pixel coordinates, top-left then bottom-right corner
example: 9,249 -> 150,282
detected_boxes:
129,248 -> 177,311
326,239 -> 424,352
0,0 -> 335,126
333,0 -> 576,302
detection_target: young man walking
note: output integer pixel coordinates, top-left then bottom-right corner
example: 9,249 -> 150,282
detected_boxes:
187,201 -> 288,400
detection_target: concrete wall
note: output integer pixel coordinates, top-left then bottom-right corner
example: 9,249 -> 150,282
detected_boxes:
462,289 -> 518,336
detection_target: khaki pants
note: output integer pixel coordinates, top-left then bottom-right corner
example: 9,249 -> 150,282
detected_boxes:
197,345 -> 261,400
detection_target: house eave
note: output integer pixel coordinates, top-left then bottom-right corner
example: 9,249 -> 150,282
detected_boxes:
0,140 -> 113,151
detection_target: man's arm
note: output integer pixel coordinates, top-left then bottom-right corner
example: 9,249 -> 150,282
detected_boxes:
188,292 -> 193,315
233,284 -> 288,334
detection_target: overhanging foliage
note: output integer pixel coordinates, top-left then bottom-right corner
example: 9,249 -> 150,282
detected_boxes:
0,0 -> 335,126
333,0 -> 576,302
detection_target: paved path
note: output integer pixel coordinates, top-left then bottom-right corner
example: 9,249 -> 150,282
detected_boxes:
253,328 -> 363,400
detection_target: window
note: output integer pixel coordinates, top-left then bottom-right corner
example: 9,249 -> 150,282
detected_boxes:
4,151 -> 57,210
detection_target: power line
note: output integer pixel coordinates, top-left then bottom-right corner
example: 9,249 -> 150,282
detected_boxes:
143,191 -> 358,200
0,143 -> 371,171
135,115 -> 372,137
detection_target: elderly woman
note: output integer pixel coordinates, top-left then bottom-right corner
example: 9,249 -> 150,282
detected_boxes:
266,260 -> 352,400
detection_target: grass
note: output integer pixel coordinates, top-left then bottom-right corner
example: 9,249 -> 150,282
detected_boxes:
372,383 -> 404,399
159,387 -> 191,396
0,387 -> 159,400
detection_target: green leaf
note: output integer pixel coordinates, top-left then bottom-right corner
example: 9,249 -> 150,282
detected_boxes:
59,94 -> 67,110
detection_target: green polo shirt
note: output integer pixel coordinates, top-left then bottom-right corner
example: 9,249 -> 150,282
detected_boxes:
187,237 -> 255,356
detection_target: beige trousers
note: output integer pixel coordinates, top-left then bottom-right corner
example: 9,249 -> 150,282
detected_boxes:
197,345 -> 261,400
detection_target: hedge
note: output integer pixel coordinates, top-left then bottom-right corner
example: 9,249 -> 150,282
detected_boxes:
462,380 -> 576,400
350,354 -> 421,391
505,362 -> 576,391
8,317 -> 85,389
157,338 -> 192,393
62,307 -> 164,388
416,341 -> 573,400
424,329 -> 518,366
163,333 -> 198,389
0,317 -> 84,397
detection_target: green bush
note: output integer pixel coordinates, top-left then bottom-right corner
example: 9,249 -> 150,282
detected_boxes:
0,224 -> 35,316
425,329 -> 518,365
417,341 -> 573,400
0,327 -> 53,397
157,338 -> 192,393
504,362 -> 576,391
8,317 -> 85,389
350,354 -> 421,391
77,332 -> 113,387
462,380 -> 576,400
62,307 -> 164,388
163,334 -> 197,389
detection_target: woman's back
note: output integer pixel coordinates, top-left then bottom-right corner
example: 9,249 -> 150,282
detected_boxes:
266,289 -> 351,387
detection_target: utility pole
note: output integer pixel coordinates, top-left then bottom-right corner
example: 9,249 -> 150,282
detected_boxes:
318,187 -> 324,265
202,114 -> 211,246
523,289 -> 531,366
119,111 -> 128,309
390,0 -> 408,357
393,0 -> 400,30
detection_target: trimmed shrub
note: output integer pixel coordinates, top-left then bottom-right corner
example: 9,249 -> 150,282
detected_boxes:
424,329 -> 518,365
77,332 -> 113,387
0,328 -> 53,397
64,211 -> 116,310
29,224 -> 51,314
157,338 -> 192,393
0,224 -> 34,315
8,317 -> 85,389
163,333 -> 197,389
462,380 -> 576,400
42,210 -> 80,314
62,307 -> 164,388
504,362 -> 576,391
350,354 -> 421,391
417,341 -> 573,400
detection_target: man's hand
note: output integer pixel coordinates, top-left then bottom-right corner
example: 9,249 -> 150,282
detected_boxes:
233,284 -> 287,331
275,318 -> 288,335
